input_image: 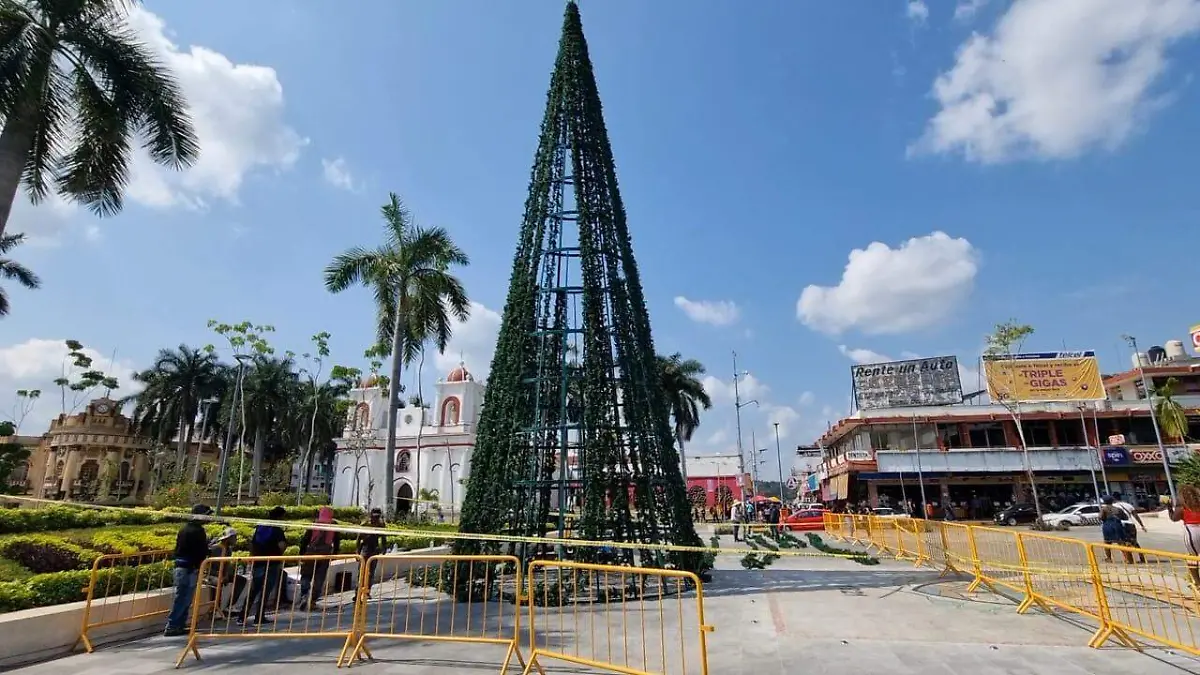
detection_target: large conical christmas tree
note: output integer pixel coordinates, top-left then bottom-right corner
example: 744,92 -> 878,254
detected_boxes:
455,1 -> 702,570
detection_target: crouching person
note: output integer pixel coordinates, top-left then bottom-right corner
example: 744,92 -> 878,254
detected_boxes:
206,527 -> 249,620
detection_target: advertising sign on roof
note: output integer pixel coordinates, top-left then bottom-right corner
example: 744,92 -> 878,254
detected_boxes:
850,356 -> 963,410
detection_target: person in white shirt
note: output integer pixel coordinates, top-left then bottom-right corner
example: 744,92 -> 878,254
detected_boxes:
1112,493 -> 1148,564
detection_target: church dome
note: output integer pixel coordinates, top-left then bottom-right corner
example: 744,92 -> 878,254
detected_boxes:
446,363 -> 473,382
359,374 -> 382,388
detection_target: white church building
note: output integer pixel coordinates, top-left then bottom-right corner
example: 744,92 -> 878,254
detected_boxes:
332,363 -> 483,516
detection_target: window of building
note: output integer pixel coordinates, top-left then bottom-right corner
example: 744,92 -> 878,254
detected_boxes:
966,423 -> 1005,448
937,423 -> 967,449
397,452 -> 411,472
1022,420 -> 1053,446
1055,420 -> 1085,446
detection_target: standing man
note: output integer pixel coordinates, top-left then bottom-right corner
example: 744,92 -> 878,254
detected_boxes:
165,504 -> 213,637
1113,493 -> 1148,564
241,506 -> 289,625
730,501 -> 743,542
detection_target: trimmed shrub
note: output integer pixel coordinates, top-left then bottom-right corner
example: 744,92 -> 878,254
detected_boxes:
0,581 -> 35,613
0,504 -> 368,536
0,535 -> 97,574
0,557 -> 32,583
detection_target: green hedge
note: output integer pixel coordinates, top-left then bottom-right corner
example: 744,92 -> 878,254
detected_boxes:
0,505 -> 368,535
0,535 -> 100,574
0,561 -> 174,613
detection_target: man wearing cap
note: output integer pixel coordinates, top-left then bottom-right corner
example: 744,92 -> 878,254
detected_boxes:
164,504 -> 213,637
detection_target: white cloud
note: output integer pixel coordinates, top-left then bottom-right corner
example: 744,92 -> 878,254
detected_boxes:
673,296 -> 740,326
122,6 -> 308,209
797,232 -> 979,335
9,192 -> 83,247
0,338 -> 140,432
321,157 -> 357,192
428,301 -> 503,382
702,372 -> 769,405
907,1 -> 930,24
913,0 -> 1200,163
798,391 -> 815,406
954,0 -> 990,22
838,345 -> 894,365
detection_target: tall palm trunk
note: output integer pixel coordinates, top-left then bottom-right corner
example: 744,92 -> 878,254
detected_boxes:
250,427 -> 266,500
0,117 -> 37,241
677,434 -> 689,481
384,309 -> 407,517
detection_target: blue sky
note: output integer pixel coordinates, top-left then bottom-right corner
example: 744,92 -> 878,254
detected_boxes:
3,0 -> 1200,475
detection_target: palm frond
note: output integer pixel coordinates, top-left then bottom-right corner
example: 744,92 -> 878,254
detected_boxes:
323,246 -> 380,293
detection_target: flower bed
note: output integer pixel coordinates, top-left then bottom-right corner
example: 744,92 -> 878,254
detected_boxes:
0,504 -> 458,614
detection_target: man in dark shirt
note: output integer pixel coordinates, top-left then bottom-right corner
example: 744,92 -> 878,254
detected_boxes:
239,506 -> 289,625
165,504 -> 213,636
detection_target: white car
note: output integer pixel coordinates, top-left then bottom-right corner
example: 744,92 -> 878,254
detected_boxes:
871,507 -> 911,519
1040,503 -> 1101,528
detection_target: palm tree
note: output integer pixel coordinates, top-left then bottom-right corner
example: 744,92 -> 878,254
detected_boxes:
0,232 -> 38,316
147,345 -> 222,473
241,355 -> 298,500
324,192 -> 470,517
0,0 -> 199,240
658,352 -> 713,481
1154,377 -> 1190,443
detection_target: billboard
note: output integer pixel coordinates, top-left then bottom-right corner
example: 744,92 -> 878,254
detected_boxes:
983,351 -> 1104,402
1191,324 -> 1200,354
851,356 -> 963,410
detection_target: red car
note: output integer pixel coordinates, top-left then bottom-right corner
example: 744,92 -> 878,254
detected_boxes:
784,509 -> 827,532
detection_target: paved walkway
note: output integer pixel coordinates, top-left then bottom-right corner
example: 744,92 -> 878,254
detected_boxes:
9,539 -> 1199,674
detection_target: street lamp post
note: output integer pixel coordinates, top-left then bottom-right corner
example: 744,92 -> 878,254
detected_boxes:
1077,404 -> 1102,504
1091,406 -> 1111,494
215,354 -> 252,516
773,422 -> 785,501
732,351 -> 759,503
1121,335 -> 1178,504
909,413 -> 928,514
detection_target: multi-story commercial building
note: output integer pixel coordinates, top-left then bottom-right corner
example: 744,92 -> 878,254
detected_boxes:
815,338 -> 1200,516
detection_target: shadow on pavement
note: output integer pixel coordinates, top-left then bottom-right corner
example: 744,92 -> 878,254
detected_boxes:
703,568 -> 947,597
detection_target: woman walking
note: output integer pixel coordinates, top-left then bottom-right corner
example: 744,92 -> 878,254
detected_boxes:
1170,484 -> 1200,589
299,507 -> 342,610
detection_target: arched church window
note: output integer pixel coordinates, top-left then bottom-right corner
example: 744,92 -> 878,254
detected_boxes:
355,403 -> 370,430
443,398 -> 460,426
397,451 -> 411,472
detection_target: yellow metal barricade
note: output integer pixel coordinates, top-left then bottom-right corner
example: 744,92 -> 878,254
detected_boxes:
176,554 -> 363,668
822,512 -> 843,538
1088,542 -> 1200,656
344,554 -> 526,672
522,560 -> 713,675
1013,531 -> 1099,620
937,521 -> 976,578
76,549 -> 186,653
894,518 -> 928,566
967,526 -> 1026,598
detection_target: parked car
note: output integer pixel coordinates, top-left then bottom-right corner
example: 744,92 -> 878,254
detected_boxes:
784,509 -> 827,532
1040,503 -> 1101,528
871,507 -> 910,519
795,503 -> 827,512
994,503 -> 1039,526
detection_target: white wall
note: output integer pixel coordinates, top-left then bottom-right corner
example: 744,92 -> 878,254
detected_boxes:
685,454 -> 740,478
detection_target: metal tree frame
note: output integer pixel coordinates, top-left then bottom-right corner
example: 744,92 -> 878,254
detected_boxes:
455,2 -> 701,571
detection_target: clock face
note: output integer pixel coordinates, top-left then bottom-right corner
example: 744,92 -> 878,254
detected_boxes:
95,403 -> 110,414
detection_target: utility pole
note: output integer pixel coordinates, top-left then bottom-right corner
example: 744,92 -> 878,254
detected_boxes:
732,351 -> 759,503
1122,335 -> 1178,504
773,422 -> 785,501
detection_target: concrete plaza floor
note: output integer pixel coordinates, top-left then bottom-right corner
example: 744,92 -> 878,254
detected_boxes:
8,540 -> 1199,674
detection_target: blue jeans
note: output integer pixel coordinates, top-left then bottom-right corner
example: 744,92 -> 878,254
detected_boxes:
167,567 -> 199,630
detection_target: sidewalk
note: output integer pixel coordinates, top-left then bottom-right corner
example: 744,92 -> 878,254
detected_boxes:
9,542 -> 1195,674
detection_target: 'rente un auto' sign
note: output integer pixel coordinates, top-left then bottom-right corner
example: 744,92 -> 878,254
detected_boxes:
851,356 -> 963,411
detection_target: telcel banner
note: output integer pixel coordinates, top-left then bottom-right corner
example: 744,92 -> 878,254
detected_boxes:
983,351 -> 1105,402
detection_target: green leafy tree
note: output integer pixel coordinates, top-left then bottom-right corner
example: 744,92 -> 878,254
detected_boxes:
0,420 -> 30,494
0,232 -> 39,316
323,193 -> 470,517
205,320 -> 274,506
242,354 -> 297,500
52,340 -> 120,416
658,352 -> 713,481
0,0 -> 199,240
984,319 -> 1043,520
1153,377 -> 1190,443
